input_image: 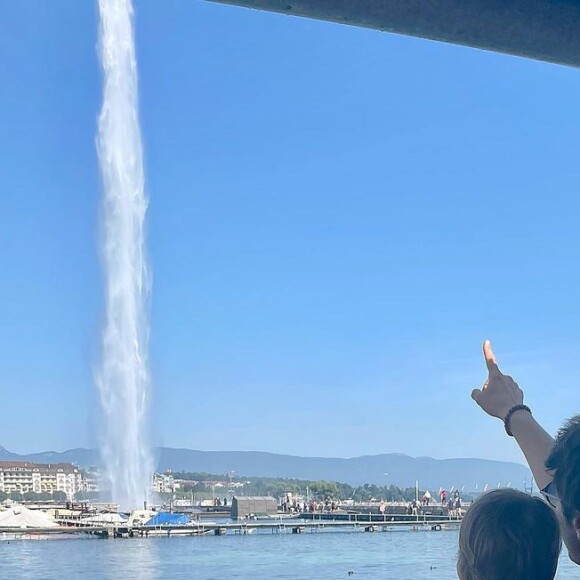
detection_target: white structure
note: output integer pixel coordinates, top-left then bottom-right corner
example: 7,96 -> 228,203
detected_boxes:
0,505 -> 59,528
0,462 -> 84,500
152,472 -> 175,494
81,468 -> 101,494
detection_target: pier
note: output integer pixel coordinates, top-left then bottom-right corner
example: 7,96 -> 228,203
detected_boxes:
129,516 -> 461,537
0,512 -> 462,540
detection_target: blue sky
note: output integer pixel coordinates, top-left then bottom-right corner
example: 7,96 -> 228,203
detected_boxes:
1,1 -> 580,463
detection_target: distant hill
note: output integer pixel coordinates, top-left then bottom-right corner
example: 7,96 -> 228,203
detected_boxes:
0,446 -> 530,490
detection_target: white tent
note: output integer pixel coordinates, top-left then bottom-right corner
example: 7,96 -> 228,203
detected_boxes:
81,512 -> 127,525
0,505 -> 59,528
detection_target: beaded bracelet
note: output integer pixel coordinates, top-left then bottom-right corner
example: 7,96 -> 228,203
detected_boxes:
504,404 -> 531,436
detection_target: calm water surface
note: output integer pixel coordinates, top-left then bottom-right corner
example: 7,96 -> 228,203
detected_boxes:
0,529 -> 577,579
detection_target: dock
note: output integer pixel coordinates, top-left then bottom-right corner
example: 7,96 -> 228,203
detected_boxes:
1,512 -> 462,539
129,517 -> 461,537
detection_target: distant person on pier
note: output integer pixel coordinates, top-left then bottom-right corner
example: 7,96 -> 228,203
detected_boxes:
454,494 -> 462,516
457,488 -> 560,580
410,499 -> 419,515
453,490 -> 461,507
447,498 -> 455,517
472,340 -> 580,564
440,489 -> 447,505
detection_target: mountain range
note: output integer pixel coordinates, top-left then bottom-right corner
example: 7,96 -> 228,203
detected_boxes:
0,446 -> 531,490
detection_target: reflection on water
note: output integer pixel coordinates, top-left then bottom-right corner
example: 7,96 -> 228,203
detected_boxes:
101,538 -> 159,580
0,530 -> 578,579
5,539 -> 45,577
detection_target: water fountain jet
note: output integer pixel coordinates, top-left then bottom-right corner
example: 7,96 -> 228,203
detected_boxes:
96,0 -> 153,510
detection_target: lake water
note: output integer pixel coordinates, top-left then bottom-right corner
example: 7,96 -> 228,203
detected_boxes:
1,528 -> 578,579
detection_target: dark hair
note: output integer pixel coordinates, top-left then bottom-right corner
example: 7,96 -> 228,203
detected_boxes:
546,414 -> 580,522
457,488 -> 561,580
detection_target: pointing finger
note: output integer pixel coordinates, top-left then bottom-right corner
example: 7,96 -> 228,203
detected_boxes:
483,340 -> 501,375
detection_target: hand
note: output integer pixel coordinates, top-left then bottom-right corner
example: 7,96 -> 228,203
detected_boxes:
471,340 -> 524,419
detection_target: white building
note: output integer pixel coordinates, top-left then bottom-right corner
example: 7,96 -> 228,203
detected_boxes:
81,468 -> 101,494
152,472 -> 175,494
0,462 -> 84,500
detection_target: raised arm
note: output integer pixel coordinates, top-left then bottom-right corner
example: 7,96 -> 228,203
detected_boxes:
471,340 -> 554,490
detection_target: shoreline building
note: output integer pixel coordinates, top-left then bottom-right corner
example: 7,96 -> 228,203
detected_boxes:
0,461 -> 84,500
152,472 -> 176,495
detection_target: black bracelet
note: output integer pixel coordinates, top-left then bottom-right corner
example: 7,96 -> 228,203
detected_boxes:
504,404 -> 531,437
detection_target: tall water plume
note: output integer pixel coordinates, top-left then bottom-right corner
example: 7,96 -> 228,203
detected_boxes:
96,0 -> 153,509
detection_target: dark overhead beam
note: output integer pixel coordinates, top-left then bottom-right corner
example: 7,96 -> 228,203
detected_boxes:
205,0 -> 580,68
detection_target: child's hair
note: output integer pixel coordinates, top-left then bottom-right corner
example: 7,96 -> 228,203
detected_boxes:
457,488 -> 561,580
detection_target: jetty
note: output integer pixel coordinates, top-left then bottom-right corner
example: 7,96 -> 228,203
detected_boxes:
128,515 -> 461,537
0,511 -> 462,540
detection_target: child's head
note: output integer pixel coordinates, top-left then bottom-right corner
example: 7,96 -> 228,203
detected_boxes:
457,488 -> 561,580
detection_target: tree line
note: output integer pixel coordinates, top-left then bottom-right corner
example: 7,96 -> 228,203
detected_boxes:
0,491 -> 69,502
171,471 -> 426,501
